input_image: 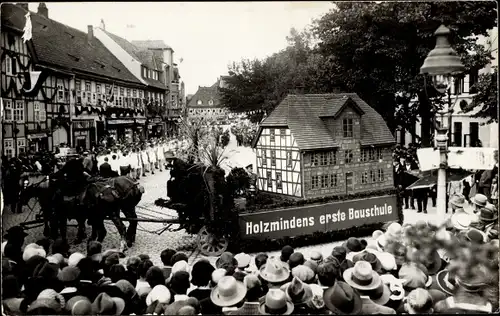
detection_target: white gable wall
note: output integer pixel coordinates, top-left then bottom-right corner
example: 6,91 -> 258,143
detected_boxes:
94,27 -> 147,85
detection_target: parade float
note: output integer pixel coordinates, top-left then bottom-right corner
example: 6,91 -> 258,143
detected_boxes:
155,93 -> 404,256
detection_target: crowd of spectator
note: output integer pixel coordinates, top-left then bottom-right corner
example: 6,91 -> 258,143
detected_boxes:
2,193 -> 498,315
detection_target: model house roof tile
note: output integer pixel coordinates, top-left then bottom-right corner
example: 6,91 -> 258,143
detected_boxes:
258,93 -> 395,150
1,4 -> 141,84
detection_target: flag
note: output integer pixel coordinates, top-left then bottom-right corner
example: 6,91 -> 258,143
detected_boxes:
22,13 -> 32,43
21,71 -> 47,96
106,82 -> 115,108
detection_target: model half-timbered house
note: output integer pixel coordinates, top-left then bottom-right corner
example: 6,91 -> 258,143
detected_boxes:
252,93 -> 396,199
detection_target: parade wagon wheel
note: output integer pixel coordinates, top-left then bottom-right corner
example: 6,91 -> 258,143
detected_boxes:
197,226 -> 228,256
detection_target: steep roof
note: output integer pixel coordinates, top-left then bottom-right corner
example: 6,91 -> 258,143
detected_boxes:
100,29 -> 166,90
131,40 -> 172,51
187,85 -> 224,108
1,3 -> 141,84
257,93 -> 395,150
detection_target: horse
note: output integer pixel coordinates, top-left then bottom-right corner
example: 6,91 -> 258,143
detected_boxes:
83,175 -> 144,248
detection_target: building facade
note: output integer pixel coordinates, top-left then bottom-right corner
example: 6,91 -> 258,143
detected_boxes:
95,28 -> 183,137
252,93 -> 395,199
397,27 -> 499,148
1,3 -> 151,157
187,77 -> 230,119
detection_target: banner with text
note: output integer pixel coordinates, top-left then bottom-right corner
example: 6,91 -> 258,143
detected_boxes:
238,195 -> 399,240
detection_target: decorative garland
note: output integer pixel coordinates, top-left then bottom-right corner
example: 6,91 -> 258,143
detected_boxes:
227,188 -> 404,253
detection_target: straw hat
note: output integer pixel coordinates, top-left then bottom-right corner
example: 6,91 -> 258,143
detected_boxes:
343,261 -> 382,291
386,222 -> 403,240
259,258 -> 291,284
210,276 -> 247,307
450,194 -> 466,208
471,194 -> 488,208
450,212 -> 473,231
258,289 -> 294,315
234,253 -> 251,269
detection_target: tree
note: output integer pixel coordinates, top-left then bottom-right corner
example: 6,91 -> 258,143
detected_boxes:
464,67 -> 498,123
312,1 -> 497,146
220,27 -> 332,123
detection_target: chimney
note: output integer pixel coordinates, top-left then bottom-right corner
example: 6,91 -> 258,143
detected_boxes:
87,25 -> 94,42
99,19 -> 105,30
17,3 -> 29,11
38,2 -> 48,18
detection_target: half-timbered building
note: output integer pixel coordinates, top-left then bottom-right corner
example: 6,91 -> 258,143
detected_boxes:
1,3 -> 149,155
252,93 -> 396,199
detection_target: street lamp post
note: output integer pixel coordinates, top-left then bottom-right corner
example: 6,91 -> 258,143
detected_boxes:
420,25 -> 465,222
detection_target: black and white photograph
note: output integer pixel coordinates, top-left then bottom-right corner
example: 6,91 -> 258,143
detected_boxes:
0,1 -> 499,315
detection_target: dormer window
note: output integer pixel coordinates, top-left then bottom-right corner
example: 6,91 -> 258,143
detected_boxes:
197,100 -> 202,105
342,118 -> 353,137
208,100 -> 214,106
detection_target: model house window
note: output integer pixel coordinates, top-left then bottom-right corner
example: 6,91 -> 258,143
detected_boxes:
320,152 -> 328,166
208,100 -> 214,106
378,169 -> 384,182
3,99 -> 13,122
197,100 -> 202,105
267,171 -> 272,188
361,149 -> 367,162
17,139 -> 26,154
4,139 -> 14,158
330,174 -> 338,187
344,150 -> 353,164
5,56 -> 12,75
286,151 -> 292,167
343,118 -> 353,137
370,169 -> 377,183
270,129 -> 275,142
361,171 -> 368,184
271,150 -> 276,166
120,87 -> 124,96
369,148 -> 375,161
96,84 -> 101,94
321,174 -> 329,188
14,101 -> 24,122
75,80 -> 81,92
280,129 -> 286,138
276,172 -> 283,189
376,148 -> 383,161
85,82 -> 91,91
262,149 -> 267,166
133,89 -> 137,97
311,175 -> 319,190
328,151 -> 337,165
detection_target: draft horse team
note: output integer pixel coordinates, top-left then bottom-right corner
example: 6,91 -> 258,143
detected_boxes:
12,156 -> 144,251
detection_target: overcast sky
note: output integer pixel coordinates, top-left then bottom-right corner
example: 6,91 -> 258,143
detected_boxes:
28,2 -> 334,95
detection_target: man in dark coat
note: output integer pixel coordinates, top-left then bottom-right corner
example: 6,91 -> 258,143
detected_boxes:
99,157 -> 116,178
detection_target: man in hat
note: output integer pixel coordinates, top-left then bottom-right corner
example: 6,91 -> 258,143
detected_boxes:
245,164 -> 258,197
82,151 -> 93,175
473,203 -> 498,241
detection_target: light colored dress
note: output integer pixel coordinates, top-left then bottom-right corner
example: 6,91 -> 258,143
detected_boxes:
157,145 -> 165,161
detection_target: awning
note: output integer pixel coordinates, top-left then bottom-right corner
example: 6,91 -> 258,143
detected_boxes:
407,169 -> 473,190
